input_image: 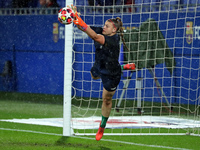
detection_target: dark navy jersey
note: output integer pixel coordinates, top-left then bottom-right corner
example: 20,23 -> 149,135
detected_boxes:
90,26 -> 121,76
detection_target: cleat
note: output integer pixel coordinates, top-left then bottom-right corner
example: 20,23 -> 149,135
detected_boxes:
96,126 -> 105,141
122,63 -> 135,70
125,63 -> 135,70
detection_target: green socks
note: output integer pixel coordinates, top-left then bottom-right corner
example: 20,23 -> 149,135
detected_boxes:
100,115 -> 109,128
121,64 -> 125,70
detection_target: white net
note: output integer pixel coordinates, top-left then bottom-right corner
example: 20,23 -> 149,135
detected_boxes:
69,0 -> 200,136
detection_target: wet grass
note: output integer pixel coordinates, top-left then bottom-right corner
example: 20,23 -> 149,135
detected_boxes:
0,92 -> 200,149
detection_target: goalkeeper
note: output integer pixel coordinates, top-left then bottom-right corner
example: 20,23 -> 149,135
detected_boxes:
71,5 -> 133,141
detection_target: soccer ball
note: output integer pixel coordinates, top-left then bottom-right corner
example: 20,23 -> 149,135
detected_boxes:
58,7 -> 75,25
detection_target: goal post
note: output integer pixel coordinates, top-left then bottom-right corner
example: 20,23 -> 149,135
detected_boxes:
63,0 -> 200,137
63,0 -> 73,137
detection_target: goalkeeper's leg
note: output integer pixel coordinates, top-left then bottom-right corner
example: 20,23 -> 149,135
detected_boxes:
90,65 -> 100,80
96,88 -> 115,141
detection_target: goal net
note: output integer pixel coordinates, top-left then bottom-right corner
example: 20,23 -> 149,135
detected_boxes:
63,0 -> 200,136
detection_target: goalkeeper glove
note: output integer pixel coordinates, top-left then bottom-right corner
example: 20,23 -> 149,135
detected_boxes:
73,12 -> 88,31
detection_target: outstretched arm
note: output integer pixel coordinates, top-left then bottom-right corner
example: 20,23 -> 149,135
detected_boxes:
85,26 -> 105,45
71,5 -> 105,45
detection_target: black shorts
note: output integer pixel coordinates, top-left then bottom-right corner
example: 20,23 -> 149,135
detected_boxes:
91,66 -> 121,92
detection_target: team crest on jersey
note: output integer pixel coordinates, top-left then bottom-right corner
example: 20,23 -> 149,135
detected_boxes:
186,21 -> 193,44
53,23 -> 59,43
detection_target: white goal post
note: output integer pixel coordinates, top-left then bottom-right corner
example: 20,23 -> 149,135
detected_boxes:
63,0 -> 200,137
63,0 -> 73,137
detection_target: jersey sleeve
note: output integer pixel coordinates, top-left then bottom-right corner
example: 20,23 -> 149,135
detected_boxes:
90,26 -> 103,34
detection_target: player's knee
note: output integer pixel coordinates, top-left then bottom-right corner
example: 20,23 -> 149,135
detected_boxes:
103,97 -> 112,106
90,72 -> 100,80
91,75 -> 100,80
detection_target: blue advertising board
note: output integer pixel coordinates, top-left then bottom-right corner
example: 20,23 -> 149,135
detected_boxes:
0,15 -> 65,94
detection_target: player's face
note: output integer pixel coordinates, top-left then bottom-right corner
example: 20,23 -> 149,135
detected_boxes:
102,21 -> 116,36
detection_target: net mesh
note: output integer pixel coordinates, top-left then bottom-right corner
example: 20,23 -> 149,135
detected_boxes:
71,0 -> 200,136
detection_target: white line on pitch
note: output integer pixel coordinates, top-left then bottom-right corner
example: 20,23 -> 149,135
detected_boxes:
75,136 -> 191,150
0,128 -> 191,150
0,128 -> 62,136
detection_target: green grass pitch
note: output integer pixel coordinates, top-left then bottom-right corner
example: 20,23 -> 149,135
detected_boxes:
0,92 -> 200,150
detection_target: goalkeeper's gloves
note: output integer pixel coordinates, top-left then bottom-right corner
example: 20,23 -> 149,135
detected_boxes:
73,12 -> 88,31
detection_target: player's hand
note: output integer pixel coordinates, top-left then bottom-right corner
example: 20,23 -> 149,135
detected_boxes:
66,4 -> 88,31
73,12 -> 88,31
68,4 -> 78,14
